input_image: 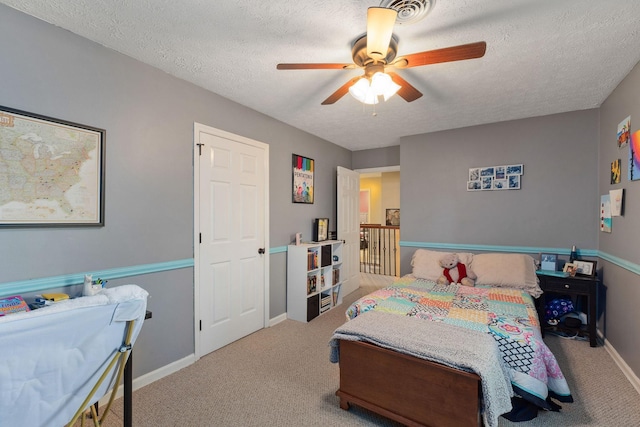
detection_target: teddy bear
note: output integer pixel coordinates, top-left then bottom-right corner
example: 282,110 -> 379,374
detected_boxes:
437,253 -> 476,286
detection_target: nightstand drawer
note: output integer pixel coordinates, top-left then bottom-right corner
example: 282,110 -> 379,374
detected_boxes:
543,278 -> 591,294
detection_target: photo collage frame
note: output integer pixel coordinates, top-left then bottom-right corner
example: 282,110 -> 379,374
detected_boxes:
467,164 -> 523,191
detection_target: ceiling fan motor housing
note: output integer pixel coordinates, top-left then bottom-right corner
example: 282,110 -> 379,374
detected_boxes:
352,35 -> 398,67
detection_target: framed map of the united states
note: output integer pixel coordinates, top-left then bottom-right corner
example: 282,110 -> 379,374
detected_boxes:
0,106 -> 105,226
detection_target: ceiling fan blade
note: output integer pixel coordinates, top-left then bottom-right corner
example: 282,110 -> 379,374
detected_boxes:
321,77 -> 362,105
387,72 -> 423,102
277,63 -> 354,70
393,41 -> 487,68
366,7 -> 398,60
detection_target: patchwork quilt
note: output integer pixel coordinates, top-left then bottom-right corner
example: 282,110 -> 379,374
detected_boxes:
345,276 -> 573,410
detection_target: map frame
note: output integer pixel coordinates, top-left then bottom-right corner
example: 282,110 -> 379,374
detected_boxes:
0,106 -> 105,227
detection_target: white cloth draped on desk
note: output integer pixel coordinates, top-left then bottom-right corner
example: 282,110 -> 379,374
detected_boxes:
0,284 -> 148,427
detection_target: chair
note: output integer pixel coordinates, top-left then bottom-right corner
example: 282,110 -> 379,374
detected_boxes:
0,285 -> 148,427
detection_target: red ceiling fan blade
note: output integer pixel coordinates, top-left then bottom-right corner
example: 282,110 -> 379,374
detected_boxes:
277,63 -> 354,70
393,41 -> 487,68
321,77 -> 362,105
387,72 -> 423,102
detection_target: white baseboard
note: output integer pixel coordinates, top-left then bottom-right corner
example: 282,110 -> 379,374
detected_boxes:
98,353 -> 196,406
269,312 -> 287,327
600,330 -> 640,394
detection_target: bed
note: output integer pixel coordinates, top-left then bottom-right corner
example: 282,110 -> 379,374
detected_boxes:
329,250 -> 573,427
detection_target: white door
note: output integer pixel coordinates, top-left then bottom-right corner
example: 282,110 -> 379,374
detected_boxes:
194,123 -> 269,357
337,166 -> 360,296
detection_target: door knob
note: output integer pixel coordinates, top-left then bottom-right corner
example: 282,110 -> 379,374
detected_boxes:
258,248 -> 265,254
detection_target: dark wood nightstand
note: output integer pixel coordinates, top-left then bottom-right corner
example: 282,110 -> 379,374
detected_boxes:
536,273 -> 599,347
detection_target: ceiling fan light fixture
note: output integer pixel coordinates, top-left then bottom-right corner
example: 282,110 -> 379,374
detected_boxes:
349,72 -> 400,104
349,77 -> 379,105
371,72 -> 401,101
366,7 -> 398,60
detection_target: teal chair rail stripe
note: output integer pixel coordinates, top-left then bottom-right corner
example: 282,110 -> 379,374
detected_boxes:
3,246 -> 637,298
0,258 -> 194,297
399,241 -> 637,275
598,251 -> 640,276
399,241 -> 599,257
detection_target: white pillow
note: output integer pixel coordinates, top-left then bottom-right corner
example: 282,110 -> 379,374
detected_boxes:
411,249 -> 474,281
471,253 -> 542,298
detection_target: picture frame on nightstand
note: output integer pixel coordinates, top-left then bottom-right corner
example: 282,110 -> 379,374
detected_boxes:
562,262 -> 578,276
573,260 -> 597,278
540,253 -> 557,271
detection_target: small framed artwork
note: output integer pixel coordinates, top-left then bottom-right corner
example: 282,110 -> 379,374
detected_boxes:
481,177 -> 492,190
292,154 -> 314,204
506,164 -> 523,175
467,181 -> 481,191
540,253 -> 557,271
611,159 -> 621,184
385,209 -> 400,226
508,175 -> 520,189
493,179 -> 508,190
630,130 -> 640,181
617,116 -> 630,148
573,260 -> 597,278
480,167 -> 495,177
610,188 -> 624,216
469,168 -> 480,181
495,166 -> 506,180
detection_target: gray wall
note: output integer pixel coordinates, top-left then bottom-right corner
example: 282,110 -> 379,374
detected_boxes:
0,5 -> 350,377
352,145 -> 400,169
400,109 -> 599,270
598,60 -> 640,375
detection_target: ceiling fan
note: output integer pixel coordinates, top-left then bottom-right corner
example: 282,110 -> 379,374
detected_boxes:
277,7 -> 487,105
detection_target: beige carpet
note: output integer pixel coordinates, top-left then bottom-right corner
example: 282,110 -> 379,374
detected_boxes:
94,277 -> 640,426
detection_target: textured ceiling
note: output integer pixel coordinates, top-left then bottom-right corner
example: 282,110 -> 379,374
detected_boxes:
2,0 -> 640,151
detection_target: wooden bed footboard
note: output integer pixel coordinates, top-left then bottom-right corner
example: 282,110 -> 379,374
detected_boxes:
336,340 -> 482,427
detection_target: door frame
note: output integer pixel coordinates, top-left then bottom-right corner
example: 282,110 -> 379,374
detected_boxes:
193,122 -> 270,360
337,166 -> 360,296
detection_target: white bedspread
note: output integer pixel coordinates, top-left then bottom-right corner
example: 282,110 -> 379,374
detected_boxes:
0,285 -> 148,427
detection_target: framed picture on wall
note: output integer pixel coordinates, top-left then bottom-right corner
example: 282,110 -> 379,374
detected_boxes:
508,175 -> 521,189
506,164 -> 523,175
385,209 -> 400,226
292,154 -> 314,204
0,105 -> 105,227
